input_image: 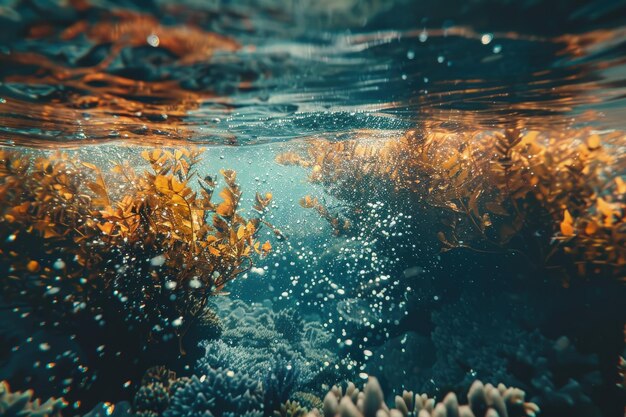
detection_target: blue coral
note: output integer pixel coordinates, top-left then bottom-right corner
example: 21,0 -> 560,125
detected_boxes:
164,368 -> 264,417
263,358 -> 300,417
198,298 -> 334,389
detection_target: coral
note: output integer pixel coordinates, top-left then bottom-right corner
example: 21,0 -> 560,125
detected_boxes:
264,359 -> 301,416
524,337 -> 602,417
133,383 -> 170,416
291,392 -> 323,413
365,332 -> 436,393
132,366 -> 180,416
0,380 -> 66,417
274,401 -> 308,417
198,297 -> 336,390
318,377 -> 539,417
164,369 -> 264,417
193,308 -> 224,342
140,366 -> 178,388
273,309 -> 305,344
428,293 -> 548,391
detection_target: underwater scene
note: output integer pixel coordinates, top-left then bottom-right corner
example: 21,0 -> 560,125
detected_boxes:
0,0 -> 626,416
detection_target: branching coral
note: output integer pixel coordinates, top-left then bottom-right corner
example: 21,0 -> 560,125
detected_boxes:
274,400 -> 309,417
0,380 -> 66,417
317,377 -> 539,417
198,297 -> 336,389
164,369 -> 265,417
276,127 -> 626,280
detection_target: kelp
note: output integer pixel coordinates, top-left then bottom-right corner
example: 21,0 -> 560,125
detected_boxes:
0,147 -> 272,404
276,126 -> 626,281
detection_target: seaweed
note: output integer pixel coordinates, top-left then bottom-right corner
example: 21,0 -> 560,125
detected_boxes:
0,147 -> 273,407
277,127 -> 626,281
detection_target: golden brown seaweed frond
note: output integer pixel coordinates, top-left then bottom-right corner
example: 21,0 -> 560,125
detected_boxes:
276,127 -> 626,280
0,147 -> 272,354
299,196 -> 351,236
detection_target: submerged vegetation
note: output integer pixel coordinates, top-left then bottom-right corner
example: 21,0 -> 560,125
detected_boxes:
277,126 -> 626,281
0,372 -> 541,417
0,147 -> 272,407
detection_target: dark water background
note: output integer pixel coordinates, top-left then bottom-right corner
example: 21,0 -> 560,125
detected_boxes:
0,1 -> 625,417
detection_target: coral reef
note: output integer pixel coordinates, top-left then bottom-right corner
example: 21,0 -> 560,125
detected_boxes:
264,358 -> 301,416
274,400 -> 309,417
317,377 -> 539,417
198,297 -> 337,389
364,289 -> 608,417
165,369 -> 265,417
291,392 -> 323,412
0,380 -> 66,417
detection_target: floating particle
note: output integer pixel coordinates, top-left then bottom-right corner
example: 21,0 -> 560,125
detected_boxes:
39,343 -> 51,351
53,259 -> 65,270
172,317 -> 183,327
189,278 -> 202,289
46,287 -> 60,296
147,34 -> 160,47
165,281 -> 177,290
250,267 -> 265,276
359,372 -> 369,379
407,50 -> 415,59
481,33 -> 493,45
27,260 -> 39,272
150,255 -> 166,267
403,266 -> 424,278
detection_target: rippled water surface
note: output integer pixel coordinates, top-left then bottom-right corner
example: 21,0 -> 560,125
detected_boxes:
0,2 -> 625,417
1,0 -> 625,144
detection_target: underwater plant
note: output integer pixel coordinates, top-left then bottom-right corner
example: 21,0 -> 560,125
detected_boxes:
0,380 -> 66,417
0,147 -> 273,406
276,127 -> 626,280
